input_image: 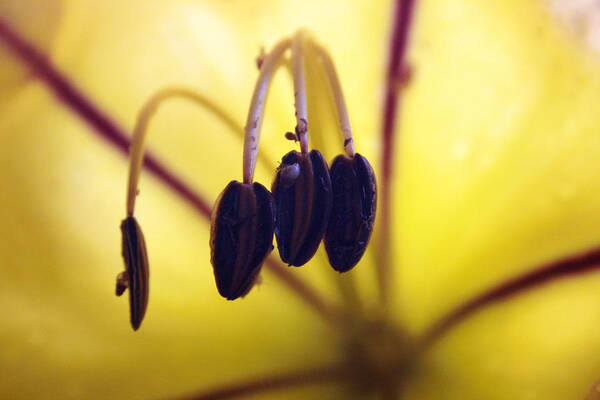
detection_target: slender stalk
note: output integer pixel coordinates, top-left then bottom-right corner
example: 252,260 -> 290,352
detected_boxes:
417,245 -> 600,351
291,30 -> 309,154
170,364 -> 348,400
243,37 -> 291,183
377,0 -> 417,308
296,36 -> 361,308
309,40 -> 356,157
126,87 -> 266,216
0,18 -> 341,327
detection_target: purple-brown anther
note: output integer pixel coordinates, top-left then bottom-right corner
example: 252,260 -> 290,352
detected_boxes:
119,216 -> 150,331
324,154 -> 377,272
272,149 -> 332,267
210,181 -> 275,300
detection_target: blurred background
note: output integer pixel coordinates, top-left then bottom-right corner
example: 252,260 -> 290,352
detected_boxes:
2,1 -> 600,399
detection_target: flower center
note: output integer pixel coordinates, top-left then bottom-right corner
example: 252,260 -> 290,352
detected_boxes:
340,315 -> 415,397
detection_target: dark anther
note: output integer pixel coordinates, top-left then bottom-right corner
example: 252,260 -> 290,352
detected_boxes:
119,216 -> 150,331
324,154 -> 377,272
272,150 -> 332,267
210,181 -> 275,300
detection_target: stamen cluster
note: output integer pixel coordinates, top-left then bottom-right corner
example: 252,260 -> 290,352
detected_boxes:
210,30 -> 377,299
115,30 -> 377,330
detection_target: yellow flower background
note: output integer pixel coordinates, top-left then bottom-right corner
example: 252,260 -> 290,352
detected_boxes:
2,0 -> 600,399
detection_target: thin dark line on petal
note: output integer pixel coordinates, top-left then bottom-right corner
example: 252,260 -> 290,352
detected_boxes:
417,245 -> 600,350
0,17 -> 341,326
0,17 -> 211,217
168,364 -> 348,400
377,0 -> 417,306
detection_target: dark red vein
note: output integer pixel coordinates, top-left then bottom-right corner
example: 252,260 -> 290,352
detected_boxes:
0,17 -> 341,325
377,0 -> 417,306
418,245 -> 600,349
0,17 -> 211,217
169,364 -> 347,400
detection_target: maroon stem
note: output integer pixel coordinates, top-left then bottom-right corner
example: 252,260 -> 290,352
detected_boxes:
0,17 -> 341,326
170,364 -> 347,400
418,246 -> 600,350
0,17 -> 211,218
377,0 -> 417,306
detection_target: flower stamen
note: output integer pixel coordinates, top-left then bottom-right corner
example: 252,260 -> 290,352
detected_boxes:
125,87 -> 263,216
377,0 -> 418,309
291,30 -> 309,154
0,18 -> 343,327
308,38 -> 356,157
243,37 -> 292,184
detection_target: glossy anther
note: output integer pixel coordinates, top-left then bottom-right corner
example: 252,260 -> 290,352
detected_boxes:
210,181 -> 275,299
118,216 -> 150,331
272,150 -> 333,267
325,154 -> 377,272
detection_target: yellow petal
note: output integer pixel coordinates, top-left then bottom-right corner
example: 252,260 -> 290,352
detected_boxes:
405,275 -> 600,399
397,0 -> 600,397
397,0 -> 600,333
0,0 -> 390,397
0,0 -> 63,105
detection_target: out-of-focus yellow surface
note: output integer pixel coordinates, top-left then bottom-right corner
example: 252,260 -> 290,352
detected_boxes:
2,0 -> 600,399
399,1 -> 600,399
